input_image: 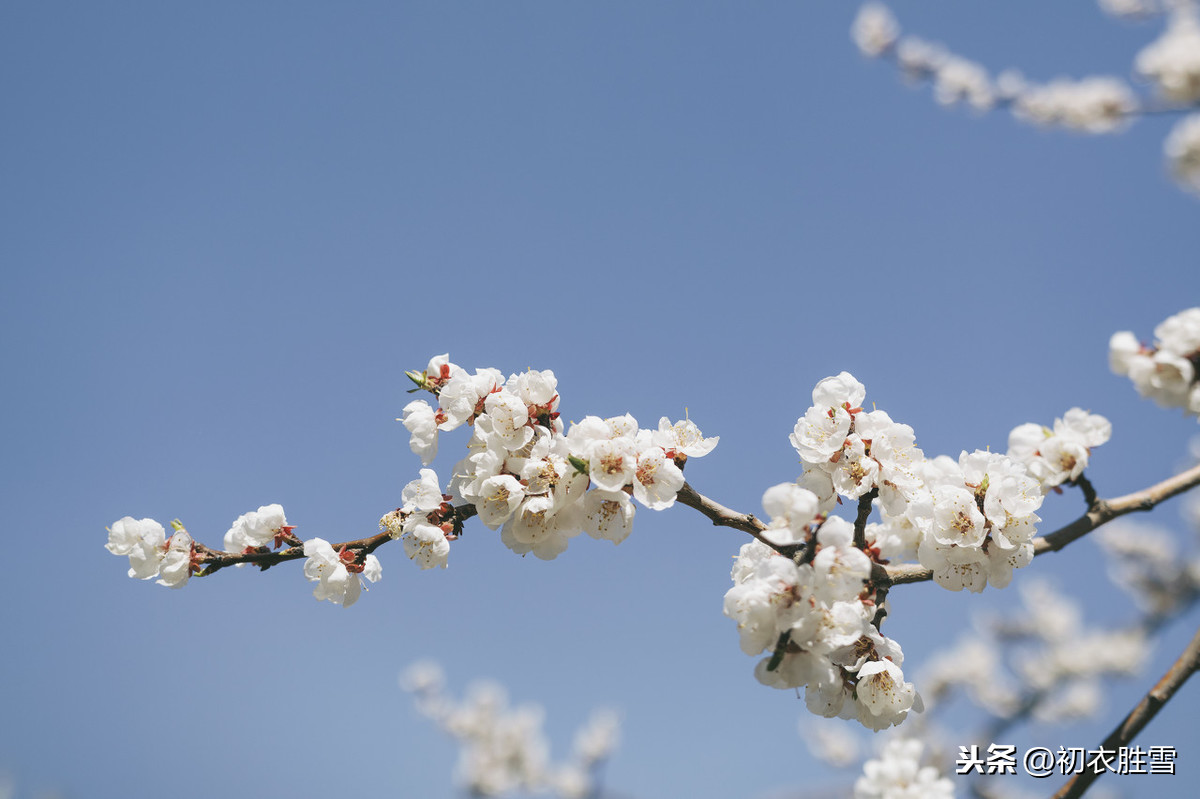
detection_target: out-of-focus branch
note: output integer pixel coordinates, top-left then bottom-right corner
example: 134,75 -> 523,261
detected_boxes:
1051,623 -> 1200,799
883,463 -> 1200,586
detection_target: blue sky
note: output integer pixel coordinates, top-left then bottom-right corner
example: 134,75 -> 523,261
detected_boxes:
2,2 -> 1198,798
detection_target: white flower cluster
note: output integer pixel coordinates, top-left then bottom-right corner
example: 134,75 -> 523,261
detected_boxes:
1165,113 -> 1200,193
108,502 -> 385,608
909,452 -> 1044,592
726,370 -> 1061,723
106,517 -> 195,588
401,662 -> 619,799
790,371 -> 923,517
854,739 -> 955,799
1110,307 -> 1200,417
791,371 -> 1045,593
1136,8 -> 1200,103
1007,408 -> 1112,492
852,3 -> 1138,133
395,354 -> 717,567
725,497 -> 922,731
380,467 -> 457,569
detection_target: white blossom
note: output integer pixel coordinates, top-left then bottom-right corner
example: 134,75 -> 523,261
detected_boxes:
475,474 -> 525,529
400,399 -> 440,465
106,516 -> 167,580
157,529 -> 194,588
855,659 -> 923,729
586,436 -> 639,493
580,489 -> 635,545
1008,408 -> 1111,490
852,3 -> 900,58
223,503 -> 289,552
1111,308 -> 1200,415
402,521 -> 451,570
760,482 -> 820,547
302,537 -> 382,606
651,415 -> 718,458
438,368 -> 504,431
403,468 -> 446,512
632,446 -> 684,510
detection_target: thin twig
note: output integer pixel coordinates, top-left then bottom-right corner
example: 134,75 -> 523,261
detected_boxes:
1073,474 -> 1098,508
1050,624 -> 1200,799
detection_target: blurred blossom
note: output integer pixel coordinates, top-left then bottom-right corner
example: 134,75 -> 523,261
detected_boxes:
1011,77 -> 1137,134
400,663 -> 620,798
1165,114 -> 1200,194
802,721 -> 862,768
1136,7 -> 1200,102
1099,0 -> 1162,18
1097,519 -> 1200,616
853,739 -> 954,799
852,3 -> 900,58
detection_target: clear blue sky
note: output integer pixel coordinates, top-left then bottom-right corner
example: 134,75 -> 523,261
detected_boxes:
1,2 -> 1197,798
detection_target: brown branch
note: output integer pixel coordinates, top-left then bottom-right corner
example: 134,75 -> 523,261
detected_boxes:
1036,462 -> 1200,554
676,481 -> 771,545
881,462 -> 1200,587
853,488 -> 878,550
1072,474 -> 1098,509
192,479 -> 765,579
1050,623 -> 1200,799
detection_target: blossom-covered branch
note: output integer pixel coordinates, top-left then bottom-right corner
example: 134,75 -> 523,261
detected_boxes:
883,461 -> 1200,586
196,503 -> 480,576
106,307 -> 1200,738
